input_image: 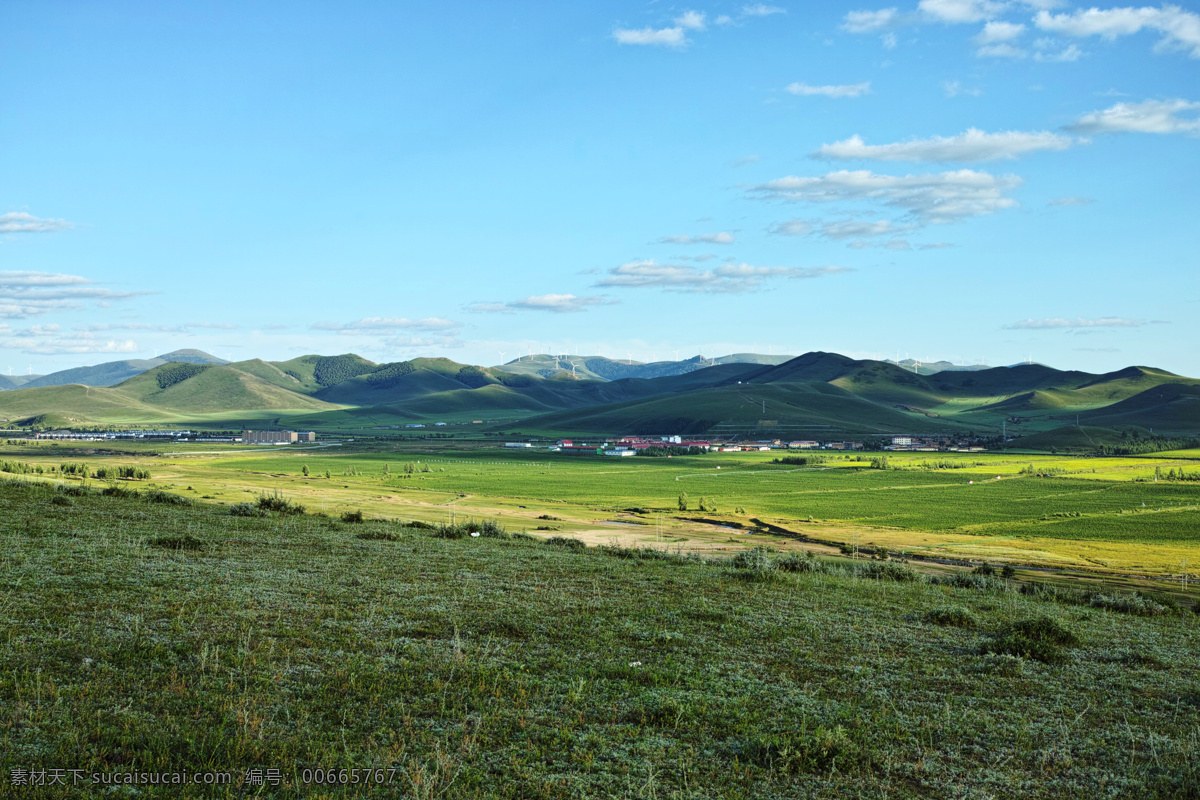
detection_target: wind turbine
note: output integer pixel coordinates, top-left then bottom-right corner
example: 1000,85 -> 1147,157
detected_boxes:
498,350 -> 506,365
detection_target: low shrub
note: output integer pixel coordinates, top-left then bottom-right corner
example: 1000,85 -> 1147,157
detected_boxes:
55,484 -> 88,497
928,572 -> 1007,591
545,536 -> 586,551
855,561 -> 918,582
230,503 -> 266,517
256,491 -> 305,515
341,510 -> 365,524
101,485 -> 135,498
972,564 -> 996,577
731,546 -> 775,579
144,490 -> 193,506
730,724 -> 866,775
923,605 -> 978,628
356,531 -> 398,542
777,552 -> 831,574
1090,592 -> 1171,617
148,535 -> 204,551
982,615 -> 1079,665
50,495 -> 72,507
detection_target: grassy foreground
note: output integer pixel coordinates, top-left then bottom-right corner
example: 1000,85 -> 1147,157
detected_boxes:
1,480 -> 1198,799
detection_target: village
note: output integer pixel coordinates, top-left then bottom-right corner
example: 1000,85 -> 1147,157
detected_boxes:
503,434 -> 988,456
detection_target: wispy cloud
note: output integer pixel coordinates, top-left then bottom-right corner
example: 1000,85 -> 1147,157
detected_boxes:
920,0 -> 1007,24
0,323 -> 140,355
613,25 -> 688,47
658,232 -> 735,244
816,129 -> 1077,162
675,10 -> 707,30
751,169 -> 1022,224
1004,316 -> 1153,330
596,260 -> 850,293
1035,6 -> 1200,57
942,80 -> 982,97
0,212 -> 74,234
843,8 -> 901,33
786,81 -> 872,98
768,219 -> 814,236
743,4 -> 787,16
312,317 -> 461,333
1068,98 -> 1200,134
469,294 -> 612,314
0,271 -> 149,319
821,219 -> 913,239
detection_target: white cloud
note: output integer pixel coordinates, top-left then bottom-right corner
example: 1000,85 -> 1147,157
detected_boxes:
595,260 -> 850,293
0,271 -> 149,318
659,232 -> 735,244
1068,98 -> 1200,134
743,4 -> 787,16
1033,41 -> 1083,60
613,26 -> 688,47
0,212 -> 74,234
0,325 -> 140,355
715,14 -> 735,25
975,20 -> 1025,42
768,219 -> 814,236
977,42 -> 1029,57
751,169 -> 1023,224
843,8 -> 900,32
1035,6 -> 1200,57
816,129 -> 1076,162
312,317 -> 461,333
920,0 -> 1006,23
786,81 -> 872,98
469,294 -> 612,314
1047,195 -> 1096,206
882,31 -> 900,47
1004,316 -> 1150,329
675,10 -> 707,30
821,219 -> 913,239
942,80 -> 982,97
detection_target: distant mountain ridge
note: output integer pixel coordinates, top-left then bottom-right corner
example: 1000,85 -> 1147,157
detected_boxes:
13,350 -> 229,390
0,350 -> 1194,441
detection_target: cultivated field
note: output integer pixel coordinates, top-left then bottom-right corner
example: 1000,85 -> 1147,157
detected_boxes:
2,440 -> 1198,580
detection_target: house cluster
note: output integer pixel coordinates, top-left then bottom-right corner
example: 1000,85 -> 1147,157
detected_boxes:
32,430 -> 194,441
536,436 -> 864,456
242,430 -> 317,444
885,435 -> 984,452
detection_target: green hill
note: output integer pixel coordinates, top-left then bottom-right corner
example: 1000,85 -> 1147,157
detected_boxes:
21,349 -> 227,389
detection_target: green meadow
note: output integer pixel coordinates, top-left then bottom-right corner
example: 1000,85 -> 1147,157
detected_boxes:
3,441 -> 1199,577
0,478 -> 1197,799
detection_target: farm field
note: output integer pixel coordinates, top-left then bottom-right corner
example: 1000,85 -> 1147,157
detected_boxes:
3,442 -> 1199,579
0,478 -> 1197,798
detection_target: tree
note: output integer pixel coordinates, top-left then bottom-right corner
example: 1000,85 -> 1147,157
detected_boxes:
677,492 -> 688,511
404,462 -> 416,475
325,470 -> 331,479
383,463 -> 390,476
302,464 -> 309,476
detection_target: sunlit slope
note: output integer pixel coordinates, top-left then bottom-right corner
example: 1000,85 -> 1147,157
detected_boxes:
116,364 -> 340,413
0,383 -> 169,425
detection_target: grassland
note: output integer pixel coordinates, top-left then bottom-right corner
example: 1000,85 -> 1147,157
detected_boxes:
3,441 -> 1199,580
1,478 -> 1197,799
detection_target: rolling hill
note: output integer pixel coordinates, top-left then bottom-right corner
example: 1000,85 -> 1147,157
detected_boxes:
15,349 -> 228,389
0,349 -> 1195,441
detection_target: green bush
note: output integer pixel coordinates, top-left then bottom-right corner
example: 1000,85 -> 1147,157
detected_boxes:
855,561 -> 918,582
545,536 -> 586,551
230,503 -> 265,517
731,546 -> 775,579
148,535 -> 204,551
1090,592 -> 1170,616
923,605 -> 978,628
982,615 -> 1080,664
256,491 -> 306,515
144,490 -> 193,506
341,510 -> 365,524
777,552 -> 831,574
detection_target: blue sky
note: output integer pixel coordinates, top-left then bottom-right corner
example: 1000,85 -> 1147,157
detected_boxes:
3,1 -> 1198,376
